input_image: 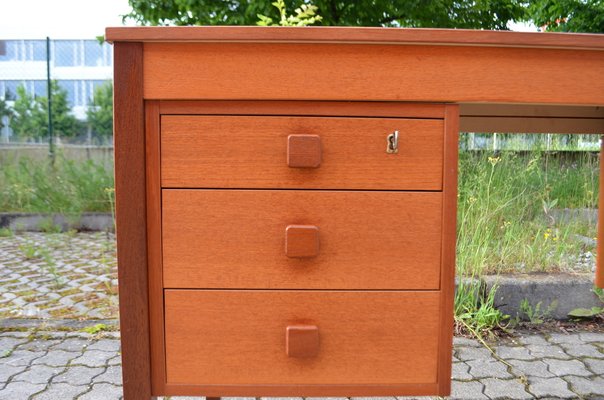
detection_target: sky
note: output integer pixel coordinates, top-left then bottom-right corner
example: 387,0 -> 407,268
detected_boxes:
0,0 -> 537,40
0,0 -> 134,40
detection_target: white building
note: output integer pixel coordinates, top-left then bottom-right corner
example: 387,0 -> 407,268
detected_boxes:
0,39 -> 112,121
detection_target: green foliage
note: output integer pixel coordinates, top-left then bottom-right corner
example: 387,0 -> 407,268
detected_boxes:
526,0 -> 604,33
9,85 -> 42,140
518,299 -> 557,324
257,0 -> 322,26
0,97 -> 12,130
8,82 -> 83,140
82,323 -> 109,334
568,286 -> 604,318
568,306 -> 604,318
35,81 -> 84,139
457,146 -> 598,276
0,156 -> 114,213
126,0 -> 525,29
87,81 -> 113,138
0,228 -> 13,237
455,280 -> 508,334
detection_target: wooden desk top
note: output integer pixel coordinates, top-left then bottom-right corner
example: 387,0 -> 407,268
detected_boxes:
106,26 -> 604,50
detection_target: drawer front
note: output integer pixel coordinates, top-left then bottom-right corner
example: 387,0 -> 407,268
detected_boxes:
162,189 -> 442,289
161,116 -> 443,190
164,290 -> 440,385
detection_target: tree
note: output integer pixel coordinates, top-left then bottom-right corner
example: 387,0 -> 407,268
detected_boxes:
125,0 -> 525,30
10,82 -> 82,141
87,81 -> 113,139
9,85 -> 41,140
525,0 -> 604,33
34,81 -> 83,139
0,97 -> 12,131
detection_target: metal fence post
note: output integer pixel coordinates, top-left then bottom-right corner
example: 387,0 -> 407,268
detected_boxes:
46,36 -> 55,165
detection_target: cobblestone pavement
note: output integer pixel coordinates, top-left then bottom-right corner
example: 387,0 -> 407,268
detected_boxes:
0,329 -> 602,399
0,232 -> 117,319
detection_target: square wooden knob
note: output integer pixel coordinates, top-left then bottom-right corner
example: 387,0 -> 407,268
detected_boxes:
286,325 -> 319,358
287,134 -> 322,168
285,225 -> 320,258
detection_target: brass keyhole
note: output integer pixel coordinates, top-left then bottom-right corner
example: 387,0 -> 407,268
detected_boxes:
386,130 -> 399,154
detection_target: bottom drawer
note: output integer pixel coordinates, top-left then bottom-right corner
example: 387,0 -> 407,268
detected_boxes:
164,290 -> 441,387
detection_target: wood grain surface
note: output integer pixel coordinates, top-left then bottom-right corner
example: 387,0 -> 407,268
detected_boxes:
144,43 -> 604,105
106,26 -> 604,51
113,42 -> 152,400
161,116 -> 443,190
164,290 -> 440,386
162,190 -> 442,290
144,101 -> 166,395
437,105 -> 460,396
597,135 -> 604,289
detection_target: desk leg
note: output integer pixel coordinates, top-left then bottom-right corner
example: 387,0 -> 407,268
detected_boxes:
597,135 -> 604,289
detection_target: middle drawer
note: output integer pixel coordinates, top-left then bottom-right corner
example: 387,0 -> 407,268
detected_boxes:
162,189 -> 442,290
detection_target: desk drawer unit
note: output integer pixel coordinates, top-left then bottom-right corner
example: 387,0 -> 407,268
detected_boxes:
109,25 -> 604,400
138,103 -> 459,397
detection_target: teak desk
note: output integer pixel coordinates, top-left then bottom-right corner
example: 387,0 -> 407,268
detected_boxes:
106,26 -> 604,400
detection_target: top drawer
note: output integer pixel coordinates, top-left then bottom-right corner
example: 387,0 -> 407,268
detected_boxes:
161,116 -> 443,190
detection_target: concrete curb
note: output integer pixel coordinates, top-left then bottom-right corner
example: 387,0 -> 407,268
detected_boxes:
0,212 -> 114,232
483,273 -> 603,320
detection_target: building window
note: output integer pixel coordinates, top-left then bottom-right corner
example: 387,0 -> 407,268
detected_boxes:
54,41 -> 77,67
0,41 -> 19,61
58,80 -> 76,106
31,40 -> 47,62
84,41 -> 104,67
4,81 -> 21,100
33,81 -> 47,98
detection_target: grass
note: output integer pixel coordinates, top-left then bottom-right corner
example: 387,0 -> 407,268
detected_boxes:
457,148 -> 598,277
0,155 -> 114,214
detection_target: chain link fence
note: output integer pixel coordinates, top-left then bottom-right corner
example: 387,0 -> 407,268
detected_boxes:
0,38 -> 113,165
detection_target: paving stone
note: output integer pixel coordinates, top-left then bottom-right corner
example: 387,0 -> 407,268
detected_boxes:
482,378 -> 531,399
52,337 -> 89,352
565,375 -> 604,396
456,346 -> 493,361
107,354 -> 122,366
87,339 -> 120,352
584,358 -> 604,375
16,338 -> 61,352
548,333 -> 583,345
508,359 -> 554,378
12,364 -> 65,385
1,349 -> 45,367
528,376 -> 576,398
93,365 -> 122,385
33,349 -> 79,366
52,365 -> 104,385
453,337 -> 481,347
517,334 -> 549,346
0,336 -> 29,351
451,362 -> 473,380
0,331 -> 31,338
78,382 -> 123,400
0,381 -> 46,398
544,358 -> 592,377
525,344 -> 570,359
559,343 -> 604,358
71,349 -> 114,367
32,383 -> 89,400
579,332 -> 604,343
450,380 -> 488,399
0,364 -> 26,383
467,358 -> 512,379
495,345 -> 533,360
